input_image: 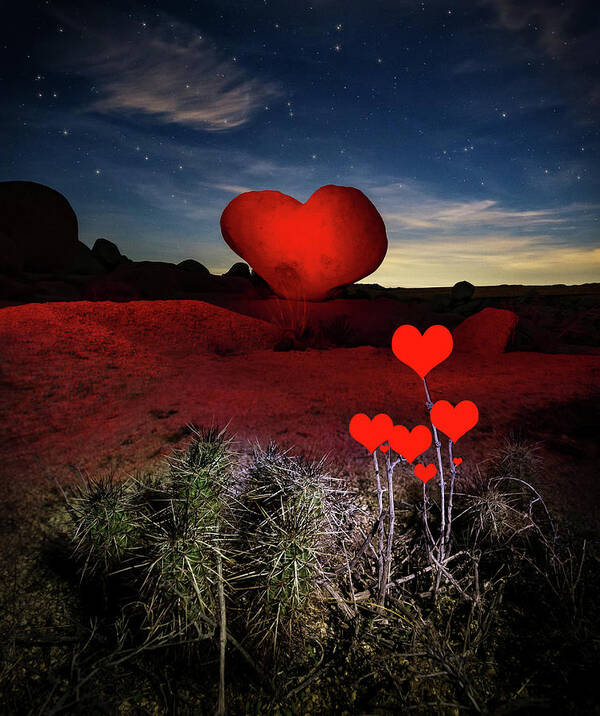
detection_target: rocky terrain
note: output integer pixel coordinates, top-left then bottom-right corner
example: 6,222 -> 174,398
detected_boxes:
1,180 -> 599,533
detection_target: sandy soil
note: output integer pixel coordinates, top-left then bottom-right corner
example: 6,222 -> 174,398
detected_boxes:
1,299 -> 598,532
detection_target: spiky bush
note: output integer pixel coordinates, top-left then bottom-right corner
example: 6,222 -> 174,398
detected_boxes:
64,426 -> 237,649
134,426 -> 236,643
487,432 -> 542,481
235,442 -> 350,659
66,473 -> 139,578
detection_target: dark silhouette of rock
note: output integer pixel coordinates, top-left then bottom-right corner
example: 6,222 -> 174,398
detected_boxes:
0,274 -> 30,300
453,308 -> 518,356
250,269 -> 274,296
431,293 -> 451,312
63,241 -> 106,275
0,230 -> 24,274
225,262 -> 251,279
92,238 -> 130,270
85,261 -> 253,300
451,280 -> 475,304
178,259 -> 210,274
86,261 -> 186,300
32,280 -> 82,299
0,181 -> 79,272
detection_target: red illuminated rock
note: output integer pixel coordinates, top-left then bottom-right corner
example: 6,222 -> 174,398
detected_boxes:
220,185 -> 388,301
453,307 -> 518,356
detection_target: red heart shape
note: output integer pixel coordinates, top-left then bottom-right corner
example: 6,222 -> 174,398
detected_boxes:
380,443 -> 390,453
453,457 -> 463,466
349,413 -> 393,454
220,185 -> 387,301
388,424 -> 432,464
430,400 -> 479,443
391,325 -> 453,379
414,463 -> 437,483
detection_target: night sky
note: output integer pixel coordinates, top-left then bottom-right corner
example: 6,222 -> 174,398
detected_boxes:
2,0 -> 599,287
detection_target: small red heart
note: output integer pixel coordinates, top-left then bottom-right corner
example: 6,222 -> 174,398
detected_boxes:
453,457 -> 463,466
388,424 -> 432,464
349,413 -> 393,454
414,463 -> 437,483
380,443 -> 390,453
220,185 -> 387,301
391,325 -> 453,379
431,400 -> 479,443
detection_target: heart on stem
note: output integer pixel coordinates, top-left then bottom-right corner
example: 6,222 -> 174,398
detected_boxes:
388,424 -> 432,464
453,457 -> 463,466
430,400 -> 479,443
391,324 -> 453,379
349,413 -> 393,453
414,463 -> 437,483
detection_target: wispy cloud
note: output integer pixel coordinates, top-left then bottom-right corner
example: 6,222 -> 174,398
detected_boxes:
370,181 -> 594,233
56,10 -> 280,131
361,179 -> 600,286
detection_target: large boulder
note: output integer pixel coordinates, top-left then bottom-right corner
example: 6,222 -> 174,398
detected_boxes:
92,238 -> 130,270
86,261 -> 188,300
63,241 -> 106,275
220,185 -> 388,301
178,259 -> 210,274
0,181 -> 79,272
0,274 -> 30,300
453,308 -> 518,356
84,261 -> 252,300
451,280 -> 475,304
225,262 -> 251,279
0,229 -> 24,274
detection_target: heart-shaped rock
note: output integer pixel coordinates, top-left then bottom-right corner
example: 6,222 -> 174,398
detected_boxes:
349,413 -> 393,454
414,463 -> 437,483
431,400 -> 479,443
453,457 -> 463,466
220,185 -> 387,301
388,424 -> 432,464
391,325 -> 453,380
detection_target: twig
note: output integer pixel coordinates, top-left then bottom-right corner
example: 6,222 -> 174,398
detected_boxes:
445,439 -> 457,551
423,378 -> 446,571
335,514 -> 382,573
216,548 -> 227,716
422,482 -> 436,547
373,450 -> 385,597
379,450 -> 396,606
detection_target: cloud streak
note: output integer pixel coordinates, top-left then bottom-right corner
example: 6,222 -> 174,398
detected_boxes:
370,181 -> 595,233
362,179 -> 600,286
58,12 -> 280,131
372,234 -> 600,288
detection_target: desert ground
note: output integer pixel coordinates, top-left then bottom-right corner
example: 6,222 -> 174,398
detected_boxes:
1,285 -> 599,532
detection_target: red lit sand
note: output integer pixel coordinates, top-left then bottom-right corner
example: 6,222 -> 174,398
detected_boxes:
0,299 -> 598,528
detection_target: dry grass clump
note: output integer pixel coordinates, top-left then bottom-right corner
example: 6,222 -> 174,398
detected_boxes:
487,432 -> 543,481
